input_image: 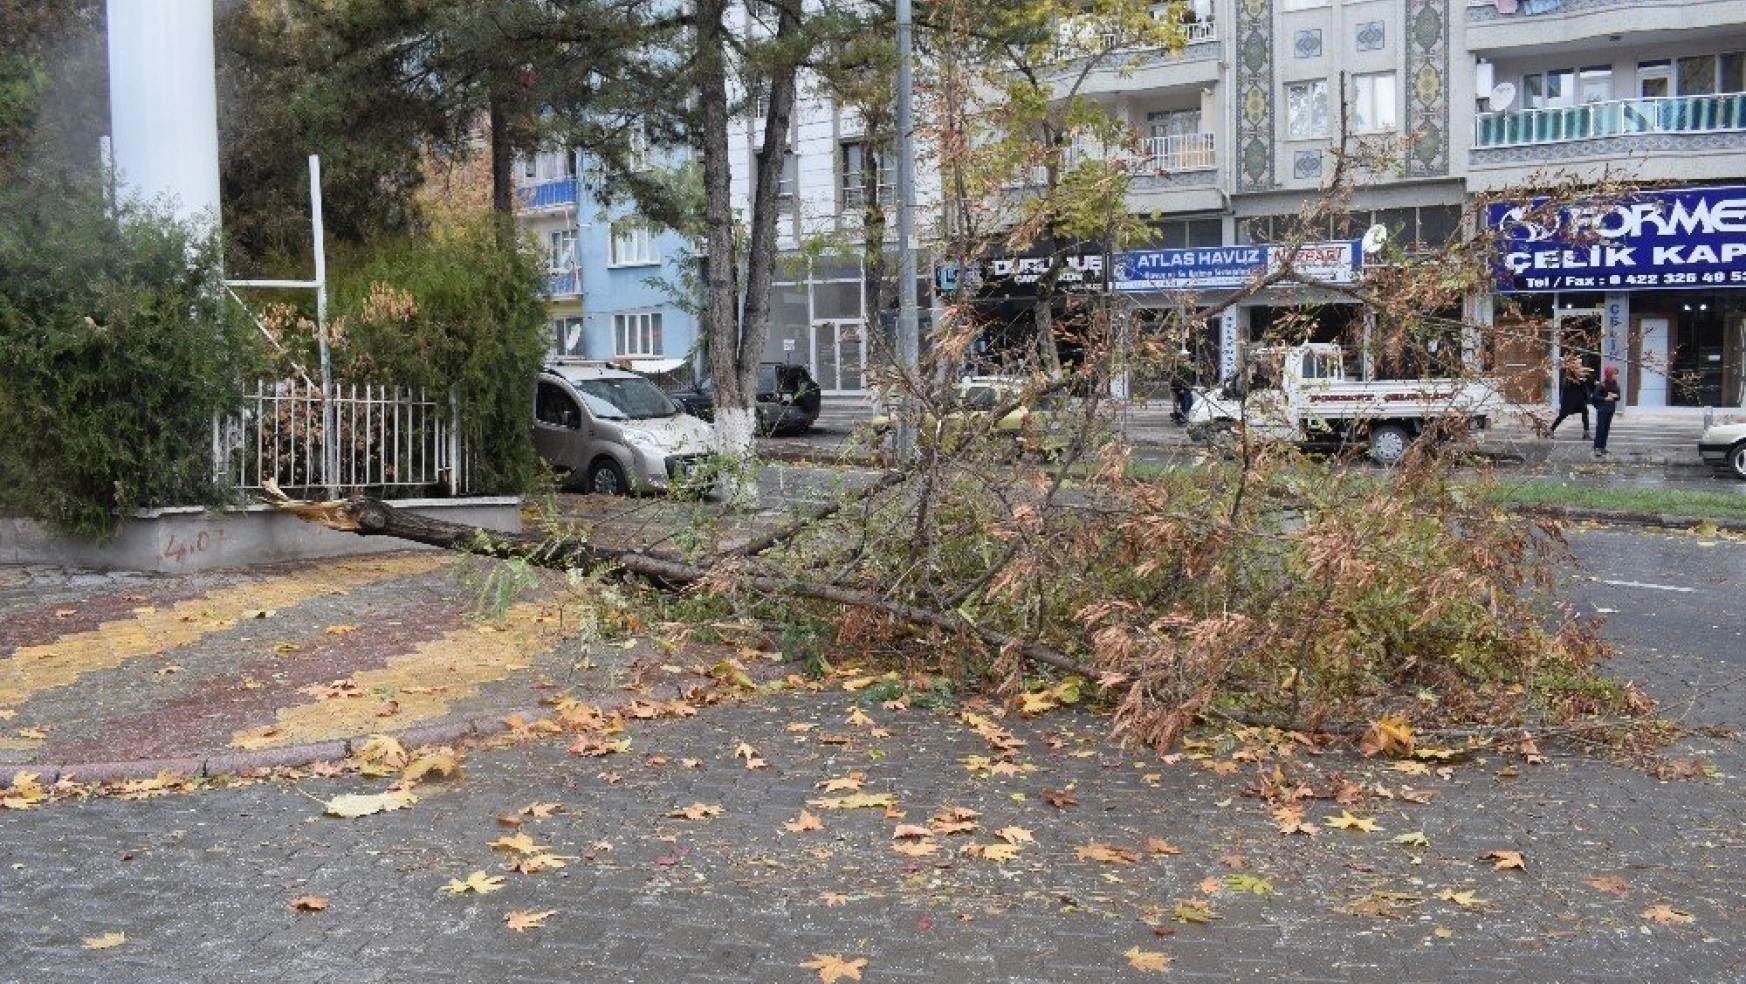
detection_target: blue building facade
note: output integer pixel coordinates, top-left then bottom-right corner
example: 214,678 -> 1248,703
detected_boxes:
514,147 -> 699,375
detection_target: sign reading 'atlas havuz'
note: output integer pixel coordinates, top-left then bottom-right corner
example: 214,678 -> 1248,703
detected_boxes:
1110,241 -> 1362,293
1489,185 -> 1746,293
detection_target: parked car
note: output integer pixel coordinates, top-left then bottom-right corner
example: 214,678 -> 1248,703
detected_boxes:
667,363 -> 823,436
1699,418 -> 1746,479
874,376 -> 1073,457
533,362 -> 715,495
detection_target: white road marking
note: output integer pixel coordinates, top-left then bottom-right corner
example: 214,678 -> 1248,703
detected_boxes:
1594,578 -> 1698,594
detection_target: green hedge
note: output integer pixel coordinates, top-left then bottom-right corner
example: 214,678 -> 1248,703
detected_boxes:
325,222 -> 549,495
0,187 -> 259,537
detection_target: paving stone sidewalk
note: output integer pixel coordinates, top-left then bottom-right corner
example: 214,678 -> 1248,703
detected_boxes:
0,552 -> 653,772
0,683 -> 1741,984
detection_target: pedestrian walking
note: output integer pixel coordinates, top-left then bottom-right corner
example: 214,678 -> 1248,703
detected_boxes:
1548,366 -> 1591,439
1591,365 -> 1621,457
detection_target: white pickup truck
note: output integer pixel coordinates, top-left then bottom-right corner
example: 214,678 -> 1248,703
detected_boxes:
1185,343 -> 1506,464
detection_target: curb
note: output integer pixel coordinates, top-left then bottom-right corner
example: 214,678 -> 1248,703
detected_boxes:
37,705 -> 543,787
1511,504 -> 1746,534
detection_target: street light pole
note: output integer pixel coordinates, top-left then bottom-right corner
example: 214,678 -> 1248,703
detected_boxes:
893,0 -> 919,459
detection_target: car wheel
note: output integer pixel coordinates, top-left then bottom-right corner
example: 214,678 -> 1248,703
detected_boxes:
1729,441 -> 1746,481
585,457 -> 629,496
1368,423 -> 1411,466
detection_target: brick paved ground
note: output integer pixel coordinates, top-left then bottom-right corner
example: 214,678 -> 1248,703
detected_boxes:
1,514 -> 1742,982
1,675 -> 1742,983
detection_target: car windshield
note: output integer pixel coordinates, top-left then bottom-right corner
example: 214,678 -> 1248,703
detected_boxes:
572,377 -> 678,420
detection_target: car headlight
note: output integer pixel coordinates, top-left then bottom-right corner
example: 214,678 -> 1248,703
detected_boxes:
622,429 -> 665,450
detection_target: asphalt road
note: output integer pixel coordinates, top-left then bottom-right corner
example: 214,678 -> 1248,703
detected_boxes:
1566,527 -> 1746,727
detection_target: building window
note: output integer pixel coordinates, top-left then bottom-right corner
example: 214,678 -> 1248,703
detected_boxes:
608,222 -> 658,267
552,316 -> 586,356
1286,80 -> 1329,139
626,127 -> 651,172
613,311 -> 662,357
1351,72 -> 1398,133
840,141 -> 893,212
548,230 -> 577,273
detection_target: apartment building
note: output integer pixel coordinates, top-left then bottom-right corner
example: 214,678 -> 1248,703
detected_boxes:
518,0 -> 1746,406
513,144 -> 699,375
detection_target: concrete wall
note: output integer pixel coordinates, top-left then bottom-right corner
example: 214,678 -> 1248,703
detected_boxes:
0,499 -> 522,574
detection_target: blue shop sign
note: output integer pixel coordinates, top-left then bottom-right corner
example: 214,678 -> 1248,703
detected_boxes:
1489,185 -> 1746,293
1112,241 -> 1361,293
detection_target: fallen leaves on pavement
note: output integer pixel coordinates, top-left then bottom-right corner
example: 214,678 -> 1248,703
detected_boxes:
441,871 -> 506,896
288,895 -> 328,912
1124,947 -> 1171,972
82,932 -> 126,950
504,910 -> 556,932
800,954 -> 867,982
323,790 -> 416,819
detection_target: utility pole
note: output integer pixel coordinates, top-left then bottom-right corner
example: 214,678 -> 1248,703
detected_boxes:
893,0 -> 919,458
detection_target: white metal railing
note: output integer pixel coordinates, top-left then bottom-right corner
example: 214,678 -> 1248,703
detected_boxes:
1052,17 -> 1217,62
841,178 -> 894,212
1475,92 -> 1746,148
214,381 -> 468,497
1137,132 -> 1218,172
1062,133 -> 1217,174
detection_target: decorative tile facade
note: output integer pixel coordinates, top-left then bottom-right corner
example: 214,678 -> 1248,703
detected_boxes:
1403,0 -> 1450,177
1130,169 -> 1222,191
1467,0 -> 1685,20
1294,29 -> 1323,59
1293,150 -> 1323,179
1235,0 -> 1277,192
1355,20 -> 1385,52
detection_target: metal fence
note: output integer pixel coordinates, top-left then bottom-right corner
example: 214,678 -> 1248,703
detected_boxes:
214,381 -> 468,497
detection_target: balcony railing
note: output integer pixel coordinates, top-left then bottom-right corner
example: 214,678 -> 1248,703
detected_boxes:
1136,132 -> 1217,172
1064,133 -> 1217,174
545,269 -> 581,297
1052,17 -> 1216,63
515,177 -> 579,211
841,179 -> 894,212
1475,92 -> 1746,148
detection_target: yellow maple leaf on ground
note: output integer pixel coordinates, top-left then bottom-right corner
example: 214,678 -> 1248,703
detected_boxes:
784,810 -> 824,833
323,791 -> 416,819
288,895 -> 328,911
1359,712 -> 1415,758
997,826 -> 1035,845
82,932 -> 126,950
807,792 -> 894,810
489,832 -> 551,855
1325,811 -> 1381,833
816,772 -> 865,792
1076,843 -> 1140,864
800,954 -> 867,982
1435,889 -> 1485,909
1483,849 -> 1526,870
667,802 -> 723,820
1641,904 -> 1696,925
979,842 -> 1022,862
441,871 -> 506,896
1124,946 -> 1172,972
504,910 -> 556,932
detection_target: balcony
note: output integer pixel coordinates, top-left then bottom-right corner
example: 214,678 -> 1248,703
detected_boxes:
545,268 -> 581,297
1475,93 -> 1746,148
516,178 -> 578,212
1052,17 -> 1217,64
1065,132 -> 1217,174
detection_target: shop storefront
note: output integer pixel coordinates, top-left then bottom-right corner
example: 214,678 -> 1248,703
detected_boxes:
1487,184 -> 1746,409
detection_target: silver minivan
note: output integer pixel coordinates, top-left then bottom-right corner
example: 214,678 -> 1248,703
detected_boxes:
533,363 -> 715,494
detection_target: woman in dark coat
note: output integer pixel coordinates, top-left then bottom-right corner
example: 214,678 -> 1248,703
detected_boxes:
1548,366 -> 1591,438
1592,365 -> 1621,457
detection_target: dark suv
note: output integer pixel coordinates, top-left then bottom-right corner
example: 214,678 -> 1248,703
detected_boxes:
668,363 -> 823,436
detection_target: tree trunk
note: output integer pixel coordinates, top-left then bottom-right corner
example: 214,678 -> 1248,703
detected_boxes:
698,0 -> 803,507
269,494 -> 1093,680
488,90 -> 515,219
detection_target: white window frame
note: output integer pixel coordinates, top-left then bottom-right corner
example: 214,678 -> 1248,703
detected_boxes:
1350,72 -> 1398,134
1282,0 -> 1328,10
612,310 -> 663,358
1286,79 -> 1329,140
551,315 -> 586,356
608,222 -> 658,267
547,230 -> 577,274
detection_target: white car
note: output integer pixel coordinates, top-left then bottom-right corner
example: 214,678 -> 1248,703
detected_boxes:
1698,419 -> 1746,480
533,362 -> 716,495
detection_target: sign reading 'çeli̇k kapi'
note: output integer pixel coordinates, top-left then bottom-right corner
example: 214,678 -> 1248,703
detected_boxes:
1489,185 -> 1746,294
